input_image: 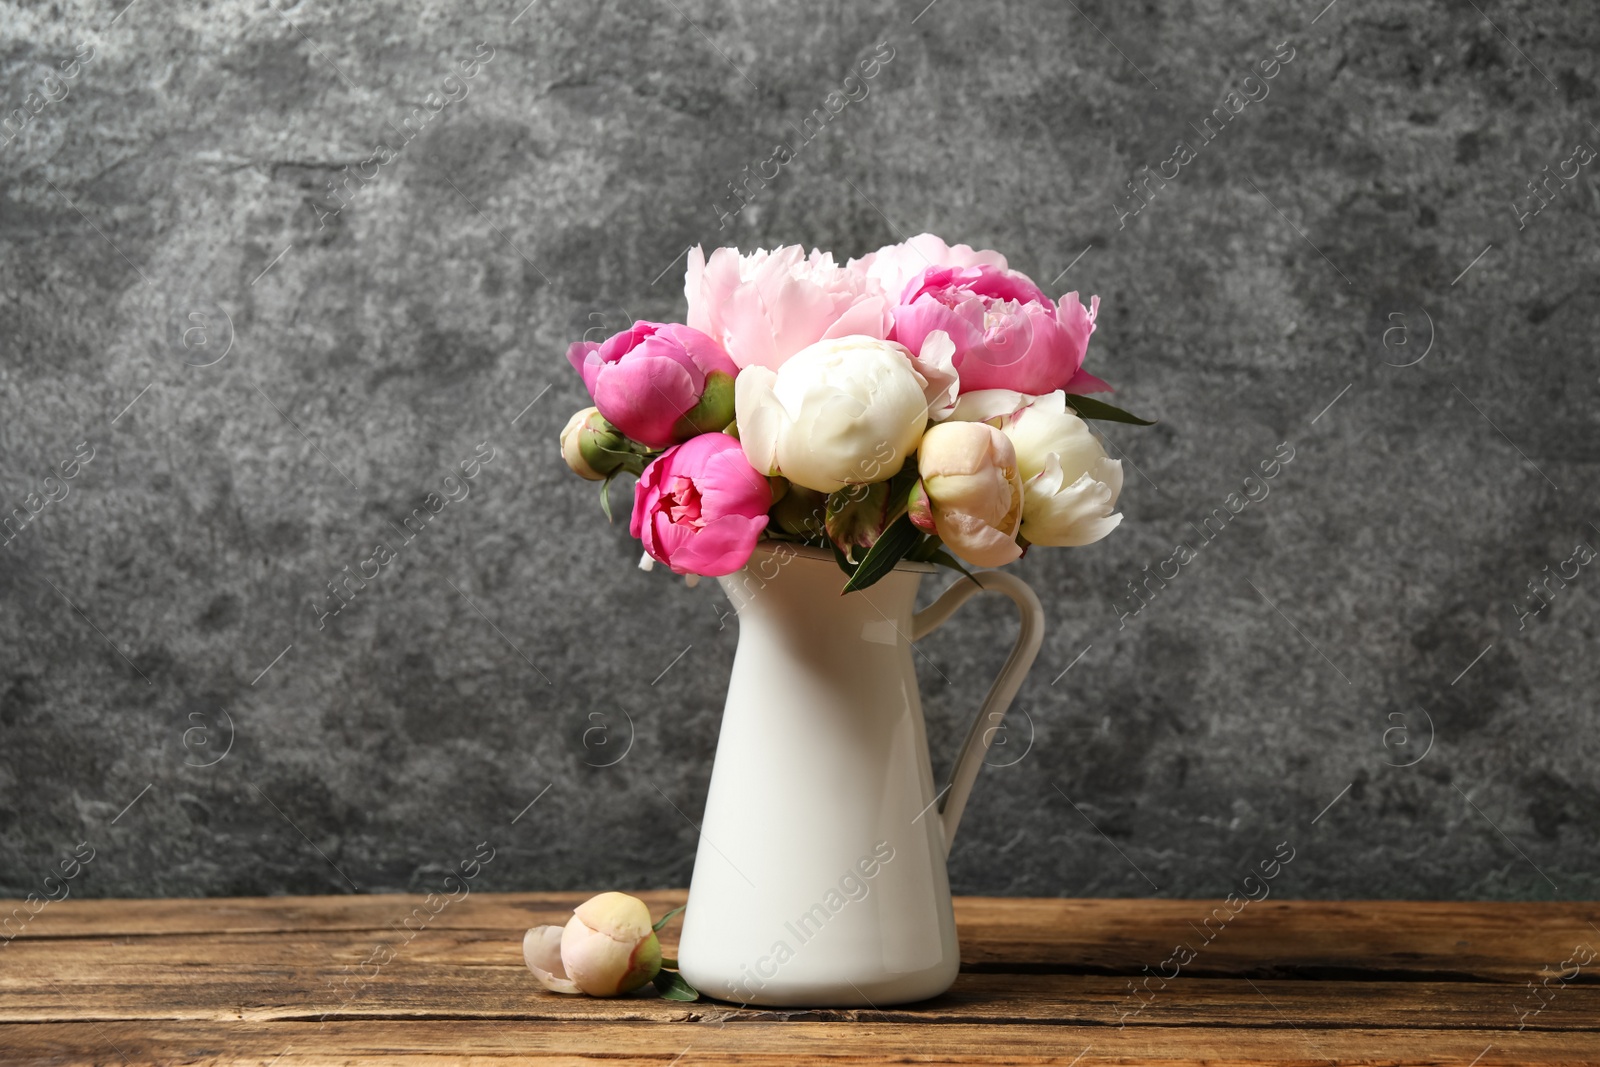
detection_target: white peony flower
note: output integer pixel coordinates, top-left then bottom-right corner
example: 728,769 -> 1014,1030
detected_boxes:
735,334 -> 953,493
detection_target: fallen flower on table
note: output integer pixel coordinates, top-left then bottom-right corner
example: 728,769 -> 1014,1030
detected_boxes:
522,892 -> 698,1000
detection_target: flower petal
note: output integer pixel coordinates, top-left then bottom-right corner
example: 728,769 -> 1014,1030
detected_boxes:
948,388 -> 1030,424
818,292 -> 892,344
671,512 -> 770,576
523,926 -> 582,994
935,510 -> 1024,566
561,913 -> 631,996
1064,366 -> 1114,394
891,297 -> 983,361
572,892 -> 654,943
733,366 -> 784,476
1020,455 -> 1124,547
907,330 -> 960,421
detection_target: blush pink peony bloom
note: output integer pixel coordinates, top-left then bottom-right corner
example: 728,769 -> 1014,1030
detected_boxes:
567,322 -> 738,449
848,233 -> 1010,302
630,432 -> 771,576
684,244 -> 891,371
908,421 -> 1024,568
891,264 -> 1109,396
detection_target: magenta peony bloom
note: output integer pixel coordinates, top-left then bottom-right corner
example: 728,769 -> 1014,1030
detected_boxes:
684,244 -> 891,371
567,322 -> 739,449
630,433 -> 771,576
890,264 -> 1110,396
901,263 -> 1051,308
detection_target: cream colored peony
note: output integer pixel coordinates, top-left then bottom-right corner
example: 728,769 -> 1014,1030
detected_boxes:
734,334 -> 955,494
948,390 -> 1123,547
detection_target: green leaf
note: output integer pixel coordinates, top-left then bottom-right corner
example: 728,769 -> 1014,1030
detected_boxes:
598,474 -> 615,523
926,548 -> 976,581
652,969 -> 700,1002
589,443 -> 649,478
652,906 -> 684,933
841,513 -> 919,594
882,465 -> 920,515
660,956 -> 678,969
905,534 -> 943,562
1065,394 -> 1156,426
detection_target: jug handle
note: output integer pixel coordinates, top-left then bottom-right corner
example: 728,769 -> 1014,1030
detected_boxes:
911,569 -> 1045,857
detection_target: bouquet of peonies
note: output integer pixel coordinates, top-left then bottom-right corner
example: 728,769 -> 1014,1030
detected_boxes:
559,234 -> 1150,591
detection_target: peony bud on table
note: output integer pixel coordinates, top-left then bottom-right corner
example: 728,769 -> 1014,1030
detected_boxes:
523,892 -> 663,997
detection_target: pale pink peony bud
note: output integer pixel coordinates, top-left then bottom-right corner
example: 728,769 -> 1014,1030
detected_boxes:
524,892 -> 662,997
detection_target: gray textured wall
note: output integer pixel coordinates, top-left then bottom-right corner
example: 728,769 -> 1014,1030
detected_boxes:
2,0 -> 1596,904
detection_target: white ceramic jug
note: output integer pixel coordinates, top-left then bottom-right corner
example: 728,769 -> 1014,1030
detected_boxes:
677,541 -> 1044,1007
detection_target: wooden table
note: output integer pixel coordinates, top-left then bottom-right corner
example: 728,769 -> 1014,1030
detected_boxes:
4,892 -> 1597,1065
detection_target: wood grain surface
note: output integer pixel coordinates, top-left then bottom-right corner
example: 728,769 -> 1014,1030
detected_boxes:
3,893 -> 1597,1065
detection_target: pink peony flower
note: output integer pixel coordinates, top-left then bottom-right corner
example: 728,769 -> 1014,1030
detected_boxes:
903,262 -> 1051,307
630,433 -> 771,576
684,244 -> 891,371
891,264 -> 1110,396
909,421 -> 1024,568
847,233 -> 1011,303
567,322 -> 739,449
